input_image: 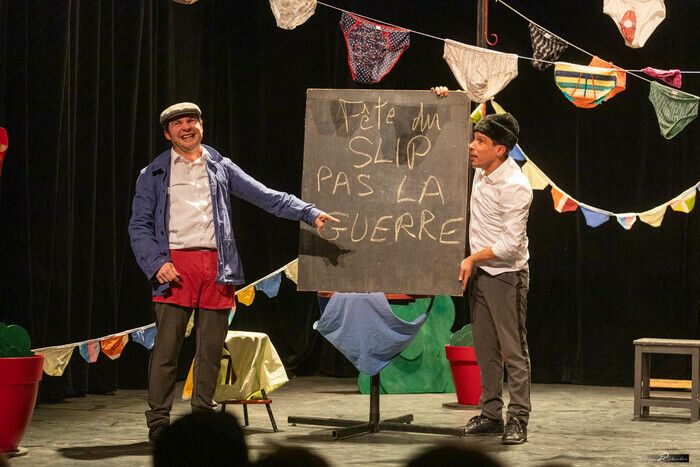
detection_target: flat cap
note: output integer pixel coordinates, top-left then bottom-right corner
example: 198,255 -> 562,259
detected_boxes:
159,102 -> 201,126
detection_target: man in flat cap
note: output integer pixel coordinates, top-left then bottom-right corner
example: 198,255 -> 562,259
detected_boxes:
434,87 -> 533,444
129,102 -> 338,443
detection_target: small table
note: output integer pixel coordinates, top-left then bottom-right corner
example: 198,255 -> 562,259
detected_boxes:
633,338 -> 700,422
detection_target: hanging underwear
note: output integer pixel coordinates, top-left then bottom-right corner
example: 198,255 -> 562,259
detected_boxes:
648,81 -> 699,139
269,0 -> 317,30
443,39 -> 519,103
528,23 -> 568,70
554,62 -> 618,109
588,56 -> 627,101
642,67 -> 682,89
339,12 -> 410,84
603,0 -> 666,48
314,293 -> 428,376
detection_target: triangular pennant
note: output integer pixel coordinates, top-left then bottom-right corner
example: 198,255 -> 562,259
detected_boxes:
237,287 -> 256,306
580,207 -> 610,227
616,213 -> 637,230
284,261 -> 298,284
521,161 -> 549,190
551,187 -> 579,213
35,347 -> 75,376
78,340 -> 101,363
638,205 -> 667,227
509,144 -> 525,161
131,326 -> 157,350
470,103 -> 486,123
670,190 -> 696,213
100,335 -> 129,360
256,273 -> 282,298
228,308 -> 235,326
490,99 -> 506,114
185,314 -> 194,337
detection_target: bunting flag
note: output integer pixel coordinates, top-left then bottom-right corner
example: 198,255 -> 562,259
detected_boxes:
551,187 -> 579,212
100,335 -> 129,360
470,102 -> 486,123
228,309 -> 236,326
580,206 -> 611,228
521,161 -> 550,190
616,213 -> 637,230
670,189 -> 696,213
638,205 -> 667,227
31,261 -> 301,376
509,144 -> 525,162
284,260 -> 299,284
35,347 -> 74,377
256,272 -> 282,298
78,340 -> 101,363
237,287 -> 256,306
490,99 -> 507,115
131,326 -> 157,350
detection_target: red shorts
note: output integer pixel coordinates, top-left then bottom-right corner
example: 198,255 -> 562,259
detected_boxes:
153,249 -> 235,310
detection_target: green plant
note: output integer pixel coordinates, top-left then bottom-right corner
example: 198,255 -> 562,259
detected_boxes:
0,322 -> 34,357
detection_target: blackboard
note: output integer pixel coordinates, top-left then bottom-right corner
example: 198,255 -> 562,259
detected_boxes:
298,89 -> 470,296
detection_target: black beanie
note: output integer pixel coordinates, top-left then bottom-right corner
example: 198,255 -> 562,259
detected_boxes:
473,113 -> 519,150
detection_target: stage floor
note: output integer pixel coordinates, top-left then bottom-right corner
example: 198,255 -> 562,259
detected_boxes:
10,376 -> 699,466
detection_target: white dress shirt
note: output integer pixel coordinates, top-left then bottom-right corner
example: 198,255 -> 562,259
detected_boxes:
168,148 -> 217,249
470,156 -> 533,275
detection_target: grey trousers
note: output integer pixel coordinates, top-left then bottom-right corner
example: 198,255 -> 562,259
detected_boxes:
145,302 -> 230,428
469,268 -> 531,424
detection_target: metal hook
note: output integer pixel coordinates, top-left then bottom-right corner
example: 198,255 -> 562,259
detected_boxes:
484,0 -> 499,46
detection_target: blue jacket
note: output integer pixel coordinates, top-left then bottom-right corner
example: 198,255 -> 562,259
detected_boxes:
129,144 -> 320,295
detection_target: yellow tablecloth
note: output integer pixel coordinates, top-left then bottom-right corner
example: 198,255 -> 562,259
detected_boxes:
182,331 -> 288,401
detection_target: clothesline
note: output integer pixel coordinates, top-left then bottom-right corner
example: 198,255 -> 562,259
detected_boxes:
494,0 -> 699,98
316,0 -> 699,97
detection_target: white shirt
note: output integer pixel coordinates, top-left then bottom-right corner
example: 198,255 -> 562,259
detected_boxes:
168,148 -> 217,249
470,156 -> 533,275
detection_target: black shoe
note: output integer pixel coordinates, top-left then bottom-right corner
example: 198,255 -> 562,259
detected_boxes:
464,415 -> 504,435
148,424 -> 168,444
501,417 -> 527,444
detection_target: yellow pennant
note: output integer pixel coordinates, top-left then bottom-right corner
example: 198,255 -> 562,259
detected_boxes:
670,190 -> 696,213
35,347 -> 75,376
522,161 -> 550,190
638,205 -> 667,227
284,260 -> 298,284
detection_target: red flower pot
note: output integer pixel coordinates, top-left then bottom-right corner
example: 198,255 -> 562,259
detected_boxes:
445,345 -> 481,405
0,354 -> 44,454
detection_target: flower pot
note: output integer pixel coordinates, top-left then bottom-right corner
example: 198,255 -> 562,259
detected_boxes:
0,354 -> 44,454
444,345 -> 481,406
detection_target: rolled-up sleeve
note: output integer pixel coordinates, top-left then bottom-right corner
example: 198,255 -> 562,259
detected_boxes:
491,183 -> 532,260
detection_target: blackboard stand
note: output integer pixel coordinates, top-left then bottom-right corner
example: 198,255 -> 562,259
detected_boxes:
287,295 -> 465,440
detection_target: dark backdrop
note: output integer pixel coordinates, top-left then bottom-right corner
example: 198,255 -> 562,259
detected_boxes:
0,0 -> 697,399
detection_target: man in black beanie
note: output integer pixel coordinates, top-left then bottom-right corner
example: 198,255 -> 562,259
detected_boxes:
434,86 -> 533,444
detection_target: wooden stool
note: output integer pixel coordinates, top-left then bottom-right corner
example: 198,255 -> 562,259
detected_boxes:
633,338 -> 700,422
218,354 -> 279,432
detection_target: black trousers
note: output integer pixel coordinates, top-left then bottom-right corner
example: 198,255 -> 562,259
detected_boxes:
145,302 -> 229,428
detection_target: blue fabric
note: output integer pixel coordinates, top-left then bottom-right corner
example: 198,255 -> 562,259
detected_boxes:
314,293 -> 428,376
581,207 -> 610,228
255,273 -> 282,298
128,145 -> 320,295
509,144 -> 525,161
131,326 -> 158,350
